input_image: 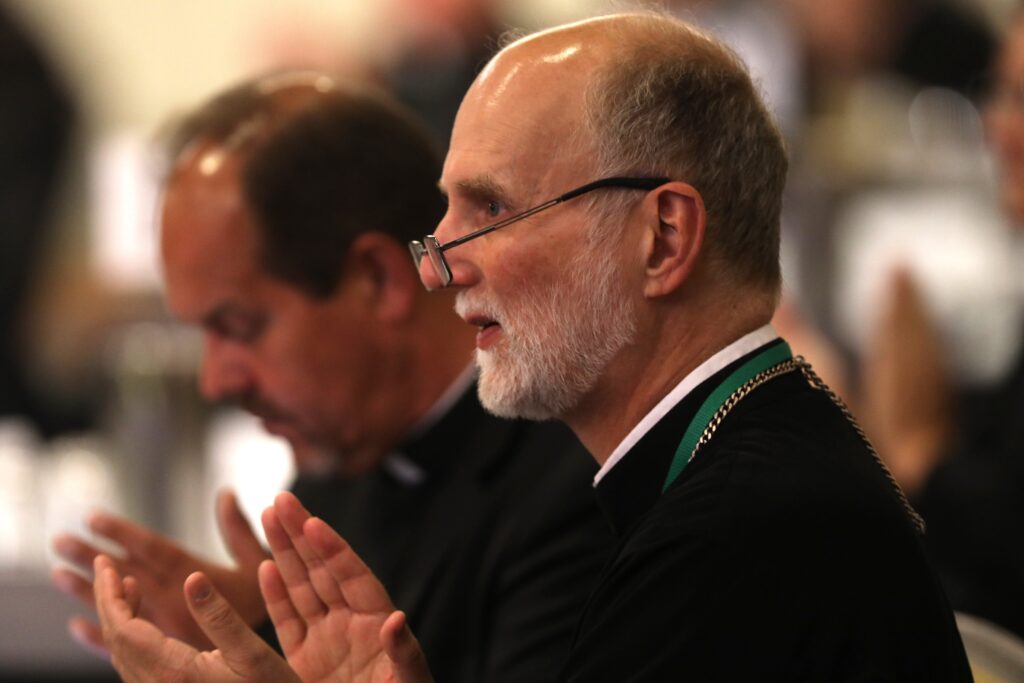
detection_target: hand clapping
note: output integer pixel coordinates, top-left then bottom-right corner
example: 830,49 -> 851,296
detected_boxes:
88,492 -> 434,683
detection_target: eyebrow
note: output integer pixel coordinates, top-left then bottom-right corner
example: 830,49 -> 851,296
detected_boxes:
447,174 -> 517,211
200,302 -> 248,331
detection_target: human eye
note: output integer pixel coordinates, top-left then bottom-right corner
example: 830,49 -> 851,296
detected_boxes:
210,309 -> 267,344
487,199 -> 504,218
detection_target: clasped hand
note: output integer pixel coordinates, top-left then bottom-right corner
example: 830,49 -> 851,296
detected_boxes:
59,492 -> 433,683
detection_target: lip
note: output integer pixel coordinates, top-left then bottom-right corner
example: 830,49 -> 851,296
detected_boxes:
476,323 -> 503,349
463,312 -> 503,350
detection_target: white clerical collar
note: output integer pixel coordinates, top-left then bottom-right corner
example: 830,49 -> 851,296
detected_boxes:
593,324 -> 779,486
382,362 -> 477,486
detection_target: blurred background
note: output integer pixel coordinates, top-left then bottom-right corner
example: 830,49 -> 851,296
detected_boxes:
1,0 -> 1022,679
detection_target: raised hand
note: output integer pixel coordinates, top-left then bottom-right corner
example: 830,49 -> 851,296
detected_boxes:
53,489 -> 269,653
861,268 -> 952,496
260,492 -> 434,683
93,554 -> 301,683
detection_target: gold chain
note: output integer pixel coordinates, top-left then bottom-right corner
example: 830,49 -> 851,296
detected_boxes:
686,356 -> 926,535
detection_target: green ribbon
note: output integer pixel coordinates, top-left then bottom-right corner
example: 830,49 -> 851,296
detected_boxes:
661,341 -> 793,492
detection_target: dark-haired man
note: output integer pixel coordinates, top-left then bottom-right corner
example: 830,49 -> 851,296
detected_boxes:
54,72 -> 608,683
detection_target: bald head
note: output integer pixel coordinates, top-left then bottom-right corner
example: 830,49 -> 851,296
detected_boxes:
457,12 -> 787,297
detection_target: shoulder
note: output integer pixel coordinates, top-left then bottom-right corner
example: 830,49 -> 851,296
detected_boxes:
625,370 -> 920,560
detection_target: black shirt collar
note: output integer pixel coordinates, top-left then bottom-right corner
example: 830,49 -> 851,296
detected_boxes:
594,339 -> 786,537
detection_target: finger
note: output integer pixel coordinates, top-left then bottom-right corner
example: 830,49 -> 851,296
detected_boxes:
261,505 -> 328,619
273,493 -> 346,607
257,560 -> 306,654
272,492 -> 313,538
184,571 -> 283,673
381,611 -> 434,683
52,533 -> 106,572
123,575 -> 142,615
52,566 -> 97,609
88,511 -> 177,575
216,489 -> 269,569
93,555 -> 133,637
304,516 -> 394,613
67,616 -> 110,660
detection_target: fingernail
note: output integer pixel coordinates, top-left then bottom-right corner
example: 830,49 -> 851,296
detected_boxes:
190,578 -> 211,603
87,511 -> 109,533
52,570 -> 72,592
68,619 -> 88,643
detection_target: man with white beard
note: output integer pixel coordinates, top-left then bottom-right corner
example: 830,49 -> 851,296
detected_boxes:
91,12 -> 973,683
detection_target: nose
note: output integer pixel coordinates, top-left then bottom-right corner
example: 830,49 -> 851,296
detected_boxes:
198,335 -> 254,402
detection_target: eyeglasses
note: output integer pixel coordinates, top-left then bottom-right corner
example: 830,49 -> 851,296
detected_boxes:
409,176 -> 669,289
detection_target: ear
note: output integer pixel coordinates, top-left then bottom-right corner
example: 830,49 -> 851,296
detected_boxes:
343,233 -> 419,323
638,182 -> 706,299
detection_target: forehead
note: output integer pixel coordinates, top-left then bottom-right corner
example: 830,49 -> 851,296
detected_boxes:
443,40 -> 601,198
160,148 -> 266,318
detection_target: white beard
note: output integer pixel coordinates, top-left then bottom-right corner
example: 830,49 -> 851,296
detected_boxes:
455,243 -> 637,421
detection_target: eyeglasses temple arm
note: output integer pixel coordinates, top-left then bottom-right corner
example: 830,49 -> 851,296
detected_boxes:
558,176 -> 669,201
437,198 -> 562,253
435,176 -> 669,253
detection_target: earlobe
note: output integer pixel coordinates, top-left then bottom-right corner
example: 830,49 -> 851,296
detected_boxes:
642,183 -> 705,299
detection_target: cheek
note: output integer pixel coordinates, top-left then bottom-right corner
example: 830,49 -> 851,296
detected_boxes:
489,238 -> 567,293
293,317 -> 381,412
251,323 -> 336,414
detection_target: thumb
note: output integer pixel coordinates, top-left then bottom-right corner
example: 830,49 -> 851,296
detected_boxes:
381,611 -> 434,683
184,572 -> 296,679
216,489 -> 269,569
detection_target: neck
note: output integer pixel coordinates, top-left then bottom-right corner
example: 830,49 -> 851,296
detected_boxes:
563,298 -> 772,464
332,292 -> 475,477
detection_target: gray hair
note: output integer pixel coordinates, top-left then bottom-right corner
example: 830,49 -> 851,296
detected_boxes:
582,13 -> 788,294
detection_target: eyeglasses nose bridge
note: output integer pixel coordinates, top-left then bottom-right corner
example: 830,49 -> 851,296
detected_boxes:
424,235 -> 453,288
409,236 -> 452,289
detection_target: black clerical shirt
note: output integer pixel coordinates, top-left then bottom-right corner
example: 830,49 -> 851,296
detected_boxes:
560,334 -> 972,682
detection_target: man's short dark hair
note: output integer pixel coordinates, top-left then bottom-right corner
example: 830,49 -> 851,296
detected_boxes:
164,72 -> 446,298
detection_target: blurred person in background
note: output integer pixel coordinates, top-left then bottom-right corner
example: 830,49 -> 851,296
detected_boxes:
782,7 -> 1024,641
782,0 -> 994,98
254,0 -> 503,147
51,71 -> 609,683
0,4 -> 89,437
903,9 -> 1024,640
383,0 -> 504,145
772,0 -> 997,315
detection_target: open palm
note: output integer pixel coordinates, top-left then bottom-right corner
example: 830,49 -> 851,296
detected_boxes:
55,490 -> 268,653
93,555 -> 301,683
260,492 -> 433,683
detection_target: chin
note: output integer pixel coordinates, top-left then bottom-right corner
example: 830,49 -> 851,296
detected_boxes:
289,437 -> 341,475
336,450 -> 388,478
476,348 -> 579,421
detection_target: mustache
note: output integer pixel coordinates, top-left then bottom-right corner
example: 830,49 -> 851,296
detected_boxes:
237,394 -> 289,423
455,291 -> 504,321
